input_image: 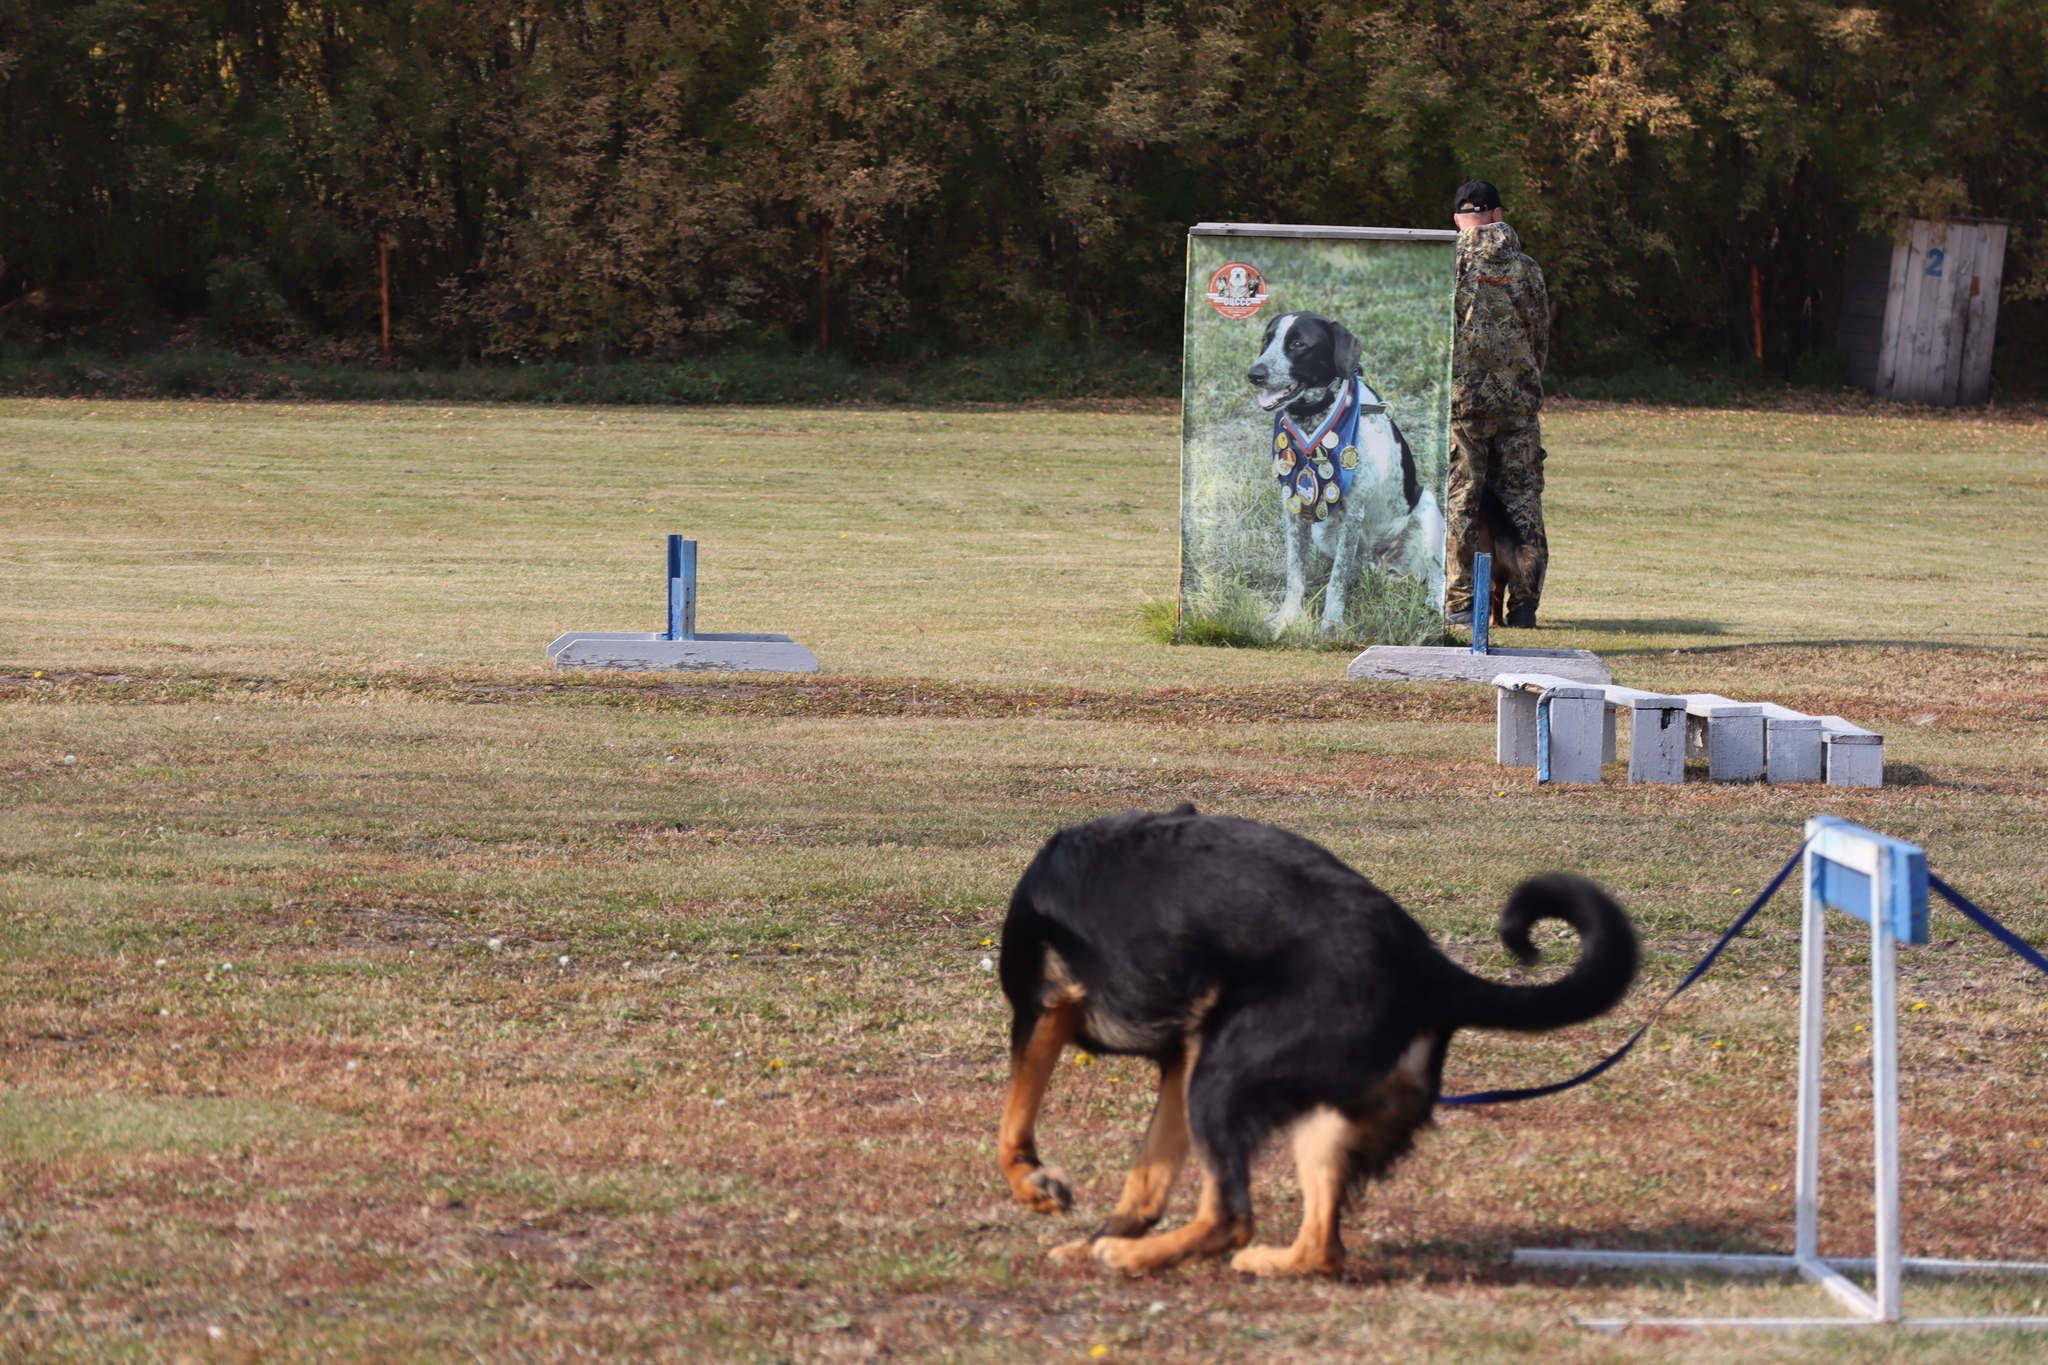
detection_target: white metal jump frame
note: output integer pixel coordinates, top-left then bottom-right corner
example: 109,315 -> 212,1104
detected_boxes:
1514,816 -> 2048,1332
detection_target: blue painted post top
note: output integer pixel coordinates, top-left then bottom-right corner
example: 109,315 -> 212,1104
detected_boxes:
1804,815 -> 1929,945
1470,552 -> 1492,655
666,536 -> 698,642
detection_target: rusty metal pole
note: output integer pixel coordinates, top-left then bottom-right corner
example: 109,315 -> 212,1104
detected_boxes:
377,227 -> 393,370
1750,263 -> 1764,361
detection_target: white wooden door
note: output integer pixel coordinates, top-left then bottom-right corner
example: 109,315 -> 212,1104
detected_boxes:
1875,218 -> 2009,406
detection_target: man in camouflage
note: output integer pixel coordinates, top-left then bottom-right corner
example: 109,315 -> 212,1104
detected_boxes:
1448,179 -> 1549,628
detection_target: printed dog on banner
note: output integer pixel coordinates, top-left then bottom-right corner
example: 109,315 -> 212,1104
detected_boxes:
1181,225 -> 1457,647
1250,311 -> 1446,627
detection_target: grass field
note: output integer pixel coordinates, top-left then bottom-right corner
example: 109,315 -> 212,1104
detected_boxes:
4,397 -> 2048,1361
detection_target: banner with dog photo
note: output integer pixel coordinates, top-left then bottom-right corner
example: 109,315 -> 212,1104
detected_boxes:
1180,225 -> 1456,647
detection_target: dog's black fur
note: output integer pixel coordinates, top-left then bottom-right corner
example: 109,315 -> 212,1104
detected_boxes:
996,805 -> 1637,1275
1472,487 -> 1524,626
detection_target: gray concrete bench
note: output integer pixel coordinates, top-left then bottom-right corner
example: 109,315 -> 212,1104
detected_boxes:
1494,675 -> 1688,785
1493,674 -> 1882,787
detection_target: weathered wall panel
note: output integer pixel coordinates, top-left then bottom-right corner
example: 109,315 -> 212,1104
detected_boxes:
1871,218 -> 2009,406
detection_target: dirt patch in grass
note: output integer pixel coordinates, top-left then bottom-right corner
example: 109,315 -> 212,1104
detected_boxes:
0,669 -> 1496,726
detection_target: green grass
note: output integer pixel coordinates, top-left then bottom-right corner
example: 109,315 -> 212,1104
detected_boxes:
3,397 -> 2048,1360
6,397 -> 2047,683
0,1094 -> 344,1158
1154,569 -> 1444,649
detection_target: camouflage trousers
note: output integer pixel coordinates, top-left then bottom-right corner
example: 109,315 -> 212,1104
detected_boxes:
1446,413 -> 1548,618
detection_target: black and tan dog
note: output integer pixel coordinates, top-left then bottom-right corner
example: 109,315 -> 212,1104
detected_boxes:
996,806 -> 1636,1276
1471,488 -> 1526,627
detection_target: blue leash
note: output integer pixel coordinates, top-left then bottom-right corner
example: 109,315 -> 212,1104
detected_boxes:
1930,874 -> 2048,976
1438,845 -> 1806,1107
1439,849 -> 2048,1108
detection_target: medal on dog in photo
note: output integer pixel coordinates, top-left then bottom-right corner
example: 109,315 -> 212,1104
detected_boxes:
1272,371 -> 1368,523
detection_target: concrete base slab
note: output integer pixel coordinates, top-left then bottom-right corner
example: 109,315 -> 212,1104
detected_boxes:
547,631 -> 819,673
1348,645 -> 1610,685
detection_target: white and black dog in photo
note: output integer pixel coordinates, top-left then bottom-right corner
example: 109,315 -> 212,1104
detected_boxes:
1247,311 -> 1446,632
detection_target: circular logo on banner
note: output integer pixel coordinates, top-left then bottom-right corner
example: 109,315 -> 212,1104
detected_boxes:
1204,262 -> 1269,319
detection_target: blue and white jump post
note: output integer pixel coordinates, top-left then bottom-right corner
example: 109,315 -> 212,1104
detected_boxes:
1470,551 -> 1491,655
546,533 -> 819,673
1516,815 -> 2048,1331
666,534 -> 698,642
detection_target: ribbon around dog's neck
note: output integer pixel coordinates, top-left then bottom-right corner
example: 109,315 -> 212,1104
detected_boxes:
1272,370 -> 1378,522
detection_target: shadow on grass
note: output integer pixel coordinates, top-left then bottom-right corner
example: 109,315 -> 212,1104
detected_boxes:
1357,1221 -> 1787,1283
1597,637 -> 2032,658
1550,617 -> 1730,636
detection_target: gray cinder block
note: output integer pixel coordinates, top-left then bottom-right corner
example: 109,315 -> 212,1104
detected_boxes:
1497,686 -> 1540,768
1764,713 -> 1825,784
1684,696 -> 1765,781
1825,736 -> 1884,787
1625,700 -> 1687,784
1819,716 -> 1885,787
1543,690 -> 1607,785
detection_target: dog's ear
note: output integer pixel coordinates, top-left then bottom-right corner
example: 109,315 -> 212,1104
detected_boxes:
1170,802 -> 1198,816
1329,320 -> 1362,378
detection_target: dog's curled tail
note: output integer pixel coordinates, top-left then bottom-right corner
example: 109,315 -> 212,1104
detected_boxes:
1445,874 -> 1639,1032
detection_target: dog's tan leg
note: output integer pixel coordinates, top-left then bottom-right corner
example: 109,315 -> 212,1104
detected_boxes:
1232,1031 -> 1439,1277
1230,1107 -> 1354,1277
999,989 -> 1082,1214
1106,1050 -> 1192,1230
1050,1050 -> 1192,1260
1089,1162 -> 1250,1275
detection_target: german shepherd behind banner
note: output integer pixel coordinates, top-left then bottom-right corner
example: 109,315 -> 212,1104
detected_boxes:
996,806 -> 1637,1276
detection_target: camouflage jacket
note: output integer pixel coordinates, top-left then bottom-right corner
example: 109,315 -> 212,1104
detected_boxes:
1453,222 -> 1549,418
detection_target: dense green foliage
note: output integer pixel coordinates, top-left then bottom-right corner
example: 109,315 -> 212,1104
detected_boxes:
3,2 -> 2042,373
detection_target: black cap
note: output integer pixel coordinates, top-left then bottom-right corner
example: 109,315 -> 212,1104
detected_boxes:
1454,179 -> 1502,214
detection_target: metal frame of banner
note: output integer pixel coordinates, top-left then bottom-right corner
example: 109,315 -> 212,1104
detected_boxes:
1514,816 -> 2048,1333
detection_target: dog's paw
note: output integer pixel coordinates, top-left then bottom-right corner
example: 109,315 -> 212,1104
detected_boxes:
1015,1164 -> 1073,1215
1088,1236 -> 1157,1275
1230,1243 -> 1340,1277
1047,1237 -> 1100,1262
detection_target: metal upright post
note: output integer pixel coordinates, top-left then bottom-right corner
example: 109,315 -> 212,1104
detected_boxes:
1471,552 -> 1491,655
1871,852 -> 1903,1322
1795,853 -> 1826,1265
1515,816 -> 2048,1333
666,536 -> 697,642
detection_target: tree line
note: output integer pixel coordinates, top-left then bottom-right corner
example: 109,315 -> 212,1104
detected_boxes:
2,1 -> 2041,374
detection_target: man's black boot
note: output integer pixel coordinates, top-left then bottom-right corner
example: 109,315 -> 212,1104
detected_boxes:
1504,601 -> 1537,628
